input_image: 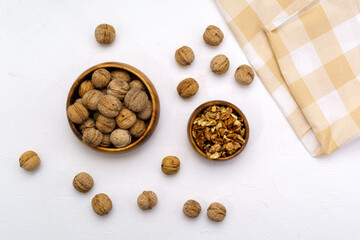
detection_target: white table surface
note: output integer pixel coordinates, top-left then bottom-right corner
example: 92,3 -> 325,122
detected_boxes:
1,0 -> 359,239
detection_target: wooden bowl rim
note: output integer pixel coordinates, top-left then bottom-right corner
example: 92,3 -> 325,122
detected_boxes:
66,62 -> 160,152
187,100 -> 250,161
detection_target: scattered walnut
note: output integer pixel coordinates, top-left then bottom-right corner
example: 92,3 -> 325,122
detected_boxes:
94,24 -> 115,45
79,118 -> 95,134
207,202 -> 226,222
129,80 -> 145,90
161,156 -> 180,175
210,54 -> 229,74
82,128 -> 103,147
116,108 -> 137,129
110,129 -> 132,148
107,79 -> 129,100
78,80 -> 95,97
95,114 -> 116,134
97,95 -> 122,118
82,90 -> 103,111
203,25 -> 224,46
137,191 -> 158,210
192,105 -> 246,159
177,78 -> 199,99
129,119 -> 147,138
124,88 -> 148,112
100,133 -> 112,147
111,70 -> 131,83
19,150 -> 40,171
235,64 -> 254,85
137,101 -> 152,120
92,193 -> 113,216
91,68 -> 111,88
67,102 -> 89,124
73,172 -> 94,193
183,200 -> 201,218
175,46 -> 195,66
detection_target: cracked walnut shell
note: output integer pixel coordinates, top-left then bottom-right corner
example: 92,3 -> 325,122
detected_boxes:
207,202 -> 226,222
92,193 -> 112,216
177,78 -> 199,99
175,46 -> 195,66
137,191 -> 158,210
210,54 -> 229,74
183,200 -> 201,218
235,64 -> 254,85
97,95 -> 122,118
161,156 -> 180,175
203,25 -> 224,46
67,102 -> 89,124
19,150 -> 40,171
73,172 -> 94,193
94,24 -> 115,45
91,68 -> 111,88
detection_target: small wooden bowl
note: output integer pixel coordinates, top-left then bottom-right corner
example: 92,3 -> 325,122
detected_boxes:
66,62 -> 160,152
187,100 -> 249,161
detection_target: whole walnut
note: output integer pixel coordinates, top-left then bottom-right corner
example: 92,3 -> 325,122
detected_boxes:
78,80 -> 95,97
129,119 -> 147,138
183,200 -> 201,218
107,79 -> 129,100
235,64 -> 254,85
175,46 -> 195,66
95,114 -> 116,133
67,103 -> 89,124
207,202 -> 226,222
129,80 -> 145,90
97,95 -> 122,118
100,133 -> 112,147
203,25 -> 224,46
82,128 -> 103,147
91,68 -> 111,88
82,90 -> 103,111
75,98 -> 83,104
177,78 -> 199,99
79,118 -> 95,134
19,150 -> 40,171
73,172 -> 94,193
94,24 -> 116,45
161,156 -> 180,175
111,70 -> 131,83
92,193 -> 113,216
110,129 -> 132,148
137,191 -> 158,210
210,54 -> 229,74
124,88 -> 148,112
116,108 -> 137,129
137,101 -> 152,120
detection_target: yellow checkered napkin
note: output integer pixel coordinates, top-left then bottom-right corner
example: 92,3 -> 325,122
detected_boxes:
215,0 -> 360,156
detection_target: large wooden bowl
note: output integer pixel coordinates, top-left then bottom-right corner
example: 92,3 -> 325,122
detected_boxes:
66,62 -> 160,152
187,100 -> 249,160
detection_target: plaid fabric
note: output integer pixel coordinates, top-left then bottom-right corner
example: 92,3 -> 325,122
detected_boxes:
215,0 -> 360,156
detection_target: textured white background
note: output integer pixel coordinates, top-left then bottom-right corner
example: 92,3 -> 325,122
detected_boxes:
0,0 -> 360,239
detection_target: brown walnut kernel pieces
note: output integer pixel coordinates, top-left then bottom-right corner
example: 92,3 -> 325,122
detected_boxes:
19,150 -> 40,171
137,191 -> 158,210
67,102 -> 89,124
161,156 -> 180,175
95,114 -> 116,134
94,24 -> 116,45
116,108 -> 137,129
203,25 -> 224,46
192,105 -> 246,159
129,119 -> 147,138
73,172 -> 94,193
183,200 -> 201,218
110,129 -> 132,148
111,70 -> 131,83
82,89 -> 103,111
91,68 -> 111,88
78,80 -> 95,97
97,95 -> 122,118
82,128 -> 103,147
207,202 -> 226,222
177,78 -> 199,99
235,64 -> 255,85
210,54 -> 229,74
92,193 -> 113,216
175,46 -> 195,66
124,88 -> 148,113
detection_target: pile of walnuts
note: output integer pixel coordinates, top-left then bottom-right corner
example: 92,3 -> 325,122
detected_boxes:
67,68 -> 152,148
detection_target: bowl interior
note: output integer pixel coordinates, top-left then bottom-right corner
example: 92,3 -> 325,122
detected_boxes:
187,100 -> 249,160
66,62 -> 160,152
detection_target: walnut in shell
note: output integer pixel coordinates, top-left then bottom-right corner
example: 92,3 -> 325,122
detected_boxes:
124,88 -> 148,112
107,79 -> 129,100
97,95 -> 122,118
73,172 -> 94,193
67,102 -> 89,124
19,150 -> 40,171
161,156 -> 180,175
129,80 -> 145,90
116,108 -> 137,129
175,46 -> 195,66
78,80 -> 95,97
137,191 -> 158,210
79,118 -> 95,134
177,78 -> 199,99
94,24 -> 115,45
111,70 -> 131,83
183,200 -> 201,218
137,101 -> 152,120
210,54 -> 229,74
203,25 -> 224,46
92,193 -> 113,216
110,129 -> 132,148
82,90 -> 103,111
129,119 -> 147,138
235,64 -> 254,85
91,68 -> 111,88
82,128 -> 103,147
100,133 -> 112,147
207,202 -> 226,222
95,114 -> 116,134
